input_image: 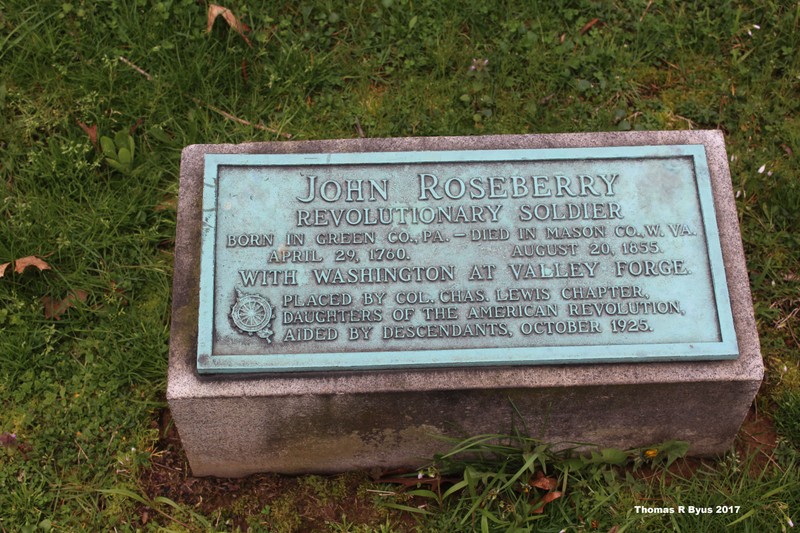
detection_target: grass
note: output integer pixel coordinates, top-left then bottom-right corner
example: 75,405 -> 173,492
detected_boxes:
0,0 -> 798,530
384,434 -> 797,532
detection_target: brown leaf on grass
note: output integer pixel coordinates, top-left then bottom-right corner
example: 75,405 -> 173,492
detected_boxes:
130,117 -> 144,135
14,256 -> 51,274
530,471 -> 559,491
42,290 -> 88,320
531,491 -> 562,513
207,4 -> 252,47
0,263 -> 9,278
76,119 -> 98,148
579,18 -> 601,35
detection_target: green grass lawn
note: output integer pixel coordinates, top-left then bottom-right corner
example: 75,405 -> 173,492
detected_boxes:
1,0 -> 798,531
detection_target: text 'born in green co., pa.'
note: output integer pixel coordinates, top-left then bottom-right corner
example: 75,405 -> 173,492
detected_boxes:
196,145 -> 738,373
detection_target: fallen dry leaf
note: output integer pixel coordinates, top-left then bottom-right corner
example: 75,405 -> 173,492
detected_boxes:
42,290 -> 87,320
207,4 -> 252,47
0,263 -> 9,278
130,117 -> 144,135
530,471 -> 559,491
76,120 -> 98,148
531,491 -> 562,513
579,18 -> 601,35
14,256 -> 51,274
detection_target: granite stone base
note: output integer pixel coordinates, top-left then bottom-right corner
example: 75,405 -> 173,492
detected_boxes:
168,131 -> 762,477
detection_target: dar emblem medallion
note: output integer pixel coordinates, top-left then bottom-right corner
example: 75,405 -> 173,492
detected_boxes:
230,288 -> 275,342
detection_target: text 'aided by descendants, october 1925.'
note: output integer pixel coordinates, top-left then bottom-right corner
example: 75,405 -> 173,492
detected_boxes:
196,147 -> 738,372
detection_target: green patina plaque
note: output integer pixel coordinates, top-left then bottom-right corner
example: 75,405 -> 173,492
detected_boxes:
196,145 -> 738,373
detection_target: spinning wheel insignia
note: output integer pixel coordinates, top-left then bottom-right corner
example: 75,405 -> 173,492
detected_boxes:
230,288 -> 275,342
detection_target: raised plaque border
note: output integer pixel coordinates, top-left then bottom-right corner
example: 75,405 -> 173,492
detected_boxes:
196,144 -> 738,373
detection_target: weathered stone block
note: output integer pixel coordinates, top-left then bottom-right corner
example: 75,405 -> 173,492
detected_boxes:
168,131 -> 761,476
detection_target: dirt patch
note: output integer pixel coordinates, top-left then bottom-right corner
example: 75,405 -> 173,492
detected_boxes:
138,409 -> 415,531
736,403 -> 780,475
